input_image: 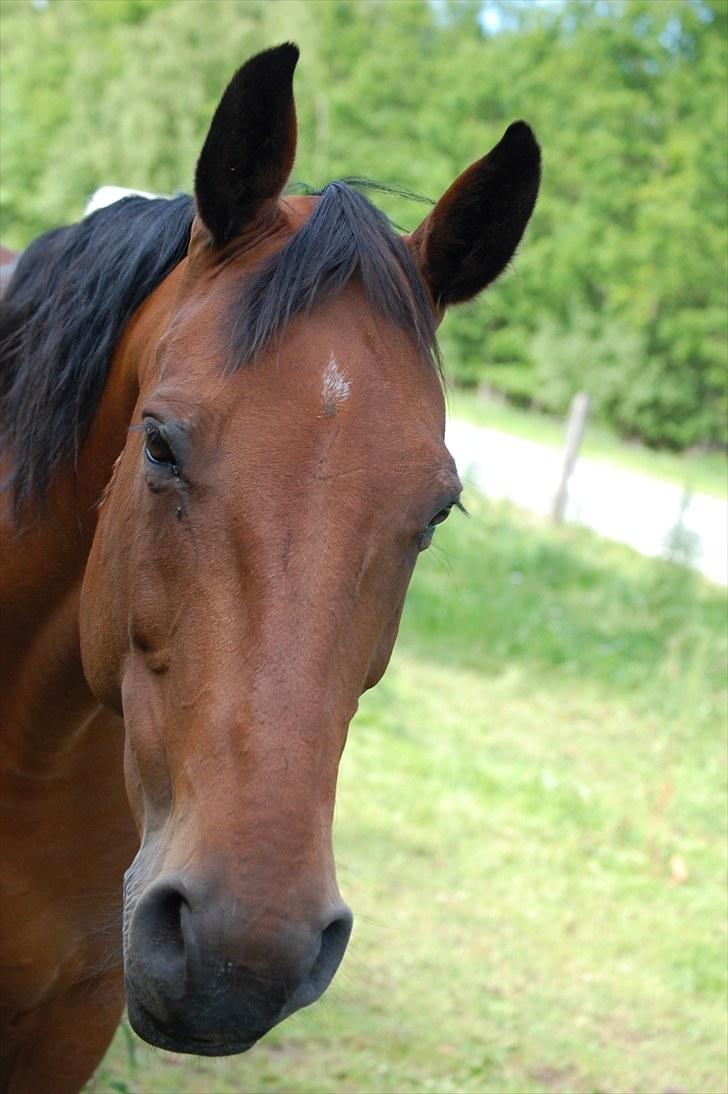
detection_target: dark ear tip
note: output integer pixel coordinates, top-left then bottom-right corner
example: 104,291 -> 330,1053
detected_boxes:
240,42 -> 300,81
500,120 -> 541,167
268,41 -> 300,68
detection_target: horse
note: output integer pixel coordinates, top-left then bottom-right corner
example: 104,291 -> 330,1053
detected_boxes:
0,43 -> 540,1093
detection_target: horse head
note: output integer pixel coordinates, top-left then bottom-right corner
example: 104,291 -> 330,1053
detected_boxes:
78,44 -> 540,1055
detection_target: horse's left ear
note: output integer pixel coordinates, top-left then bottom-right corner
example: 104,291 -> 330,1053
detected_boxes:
409,121 -> 541,308
194,43 -> 299,246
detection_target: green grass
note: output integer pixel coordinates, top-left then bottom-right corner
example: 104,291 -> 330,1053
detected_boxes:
448,389 -> 728,500
89,497 -> 727,1094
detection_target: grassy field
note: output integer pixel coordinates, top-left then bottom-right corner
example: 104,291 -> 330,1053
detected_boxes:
89,495 -> 727,1094
448,390 -> 728,500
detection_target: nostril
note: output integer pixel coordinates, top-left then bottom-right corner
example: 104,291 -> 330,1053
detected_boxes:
294,909 -> 353,1006
153,889 -> 187,958
276,908 -> 352,1020
132,883 -> 192,982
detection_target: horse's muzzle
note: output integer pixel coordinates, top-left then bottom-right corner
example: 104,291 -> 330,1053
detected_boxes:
123,875 -> 352,1055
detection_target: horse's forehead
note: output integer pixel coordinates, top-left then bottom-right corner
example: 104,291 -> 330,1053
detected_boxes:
146,330 -> 443,492
151,251 -> 443,454
321,354 -> 351,415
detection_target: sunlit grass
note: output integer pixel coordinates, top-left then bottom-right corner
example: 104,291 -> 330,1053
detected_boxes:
89,496 -> 727,1094
448,388 -> 728,499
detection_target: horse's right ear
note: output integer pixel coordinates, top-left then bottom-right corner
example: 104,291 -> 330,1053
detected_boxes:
194,44 -> 299,247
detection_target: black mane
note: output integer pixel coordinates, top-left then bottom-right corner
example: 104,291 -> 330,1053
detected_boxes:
1,183 -> 438,521
0,194 -> 195,517
230,181 -> 438,371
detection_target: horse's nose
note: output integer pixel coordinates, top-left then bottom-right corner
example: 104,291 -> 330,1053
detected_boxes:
124,876 -> 352,1054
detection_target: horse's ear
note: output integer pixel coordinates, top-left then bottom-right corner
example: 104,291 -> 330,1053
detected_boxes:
194,43 -> 299,246
409,121 -> 541,308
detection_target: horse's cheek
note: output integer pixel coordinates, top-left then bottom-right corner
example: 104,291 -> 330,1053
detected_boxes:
363,597 -> 407,692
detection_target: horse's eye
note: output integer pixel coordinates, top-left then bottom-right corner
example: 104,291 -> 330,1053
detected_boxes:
429,505 -> 453,527
418,504 -> 453,551
144,426 -> 175,468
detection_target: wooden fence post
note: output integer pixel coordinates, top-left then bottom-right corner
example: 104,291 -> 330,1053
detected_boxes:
552,391 -> 590,523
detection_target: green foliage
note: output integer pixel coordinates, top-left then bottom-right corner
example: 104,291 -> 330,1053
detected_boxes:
532,311 -> 649,431
86,497 -> 727,1093
1,0 -> 725,450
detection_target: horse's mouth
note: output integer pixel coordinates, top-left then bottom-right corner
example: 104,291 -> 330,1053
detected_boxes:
127,997 -> 260,1057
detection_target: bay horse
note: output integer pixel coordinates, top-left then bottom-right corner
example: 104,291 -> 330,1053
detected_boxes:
0,44 -> 539,1093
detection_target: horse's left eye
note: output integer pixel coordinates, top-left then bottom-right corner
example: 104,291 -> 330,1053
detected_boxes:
418,505 -> 453,550
144,427 -> 175,468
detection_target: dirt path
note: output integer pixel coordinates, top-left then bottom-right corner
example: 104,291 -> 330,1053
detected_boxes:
445,417 -> 727,586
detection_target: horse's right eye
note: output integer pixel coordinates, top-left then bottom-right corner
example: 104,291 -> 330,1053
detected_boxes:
144,426 -> 175,468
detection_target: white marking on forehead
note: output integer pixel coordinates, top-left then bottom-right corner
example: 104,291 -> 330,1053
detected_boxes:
322,354 -> 351,415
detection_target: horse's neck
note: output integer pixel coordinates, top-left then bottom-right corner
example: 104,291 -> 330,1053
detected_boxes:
0,480 -> 101,792
0,421 -> 130,776
1,303 -> 145,773
0,262 -> 185,772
